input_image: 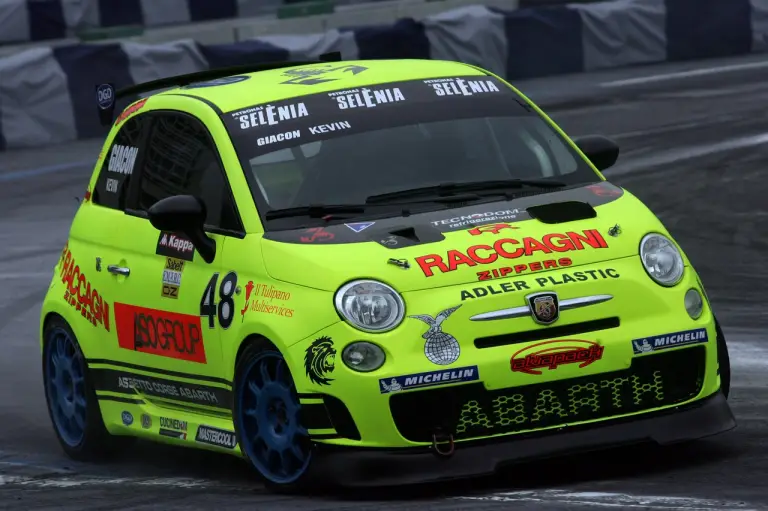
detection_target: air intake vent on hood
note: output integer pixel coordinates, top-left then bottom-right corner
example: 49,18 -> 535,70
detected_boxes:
527,201 -> 597,224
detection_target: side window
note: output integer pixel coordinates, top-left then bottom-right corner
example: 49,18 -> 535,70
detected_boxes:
93,116 -> 146,210
134,113 -> 240,232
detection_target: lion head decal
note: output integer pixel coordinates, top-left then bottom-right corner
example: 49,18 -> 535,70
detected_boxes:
304,336 -> 336,386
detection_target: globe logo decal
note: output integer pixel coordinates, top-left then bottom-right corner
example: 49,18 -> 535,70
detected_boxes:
409,305 -> 462,366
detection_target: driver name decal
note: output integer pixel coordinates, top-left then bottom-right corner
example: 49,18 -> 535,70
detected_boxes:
328,87 -> 406,109
257,130 -> 300,147
107,145 -> 138,175
233,102 -> 309,130
415,230 -> 608,277
114,303 -> 206,363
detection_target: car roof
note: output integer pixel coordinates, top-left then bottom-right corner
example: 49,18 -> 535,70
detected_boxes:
157,59 -> 488,114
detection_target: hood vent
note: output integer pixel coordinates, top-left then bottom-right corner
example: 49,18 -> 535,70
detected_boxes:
527,201 -> 596,224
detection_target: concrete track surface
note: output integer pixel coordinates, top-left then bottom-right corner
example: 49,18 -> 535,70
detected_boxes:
0,54 -> 767,510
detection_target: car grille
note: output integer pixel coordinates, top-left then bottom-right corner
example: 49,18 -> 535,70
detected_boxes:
389,346 -> 706,442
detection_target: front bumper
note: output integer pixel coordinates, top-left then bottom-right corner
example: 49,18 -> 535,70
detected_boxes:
309,390 -> 734,486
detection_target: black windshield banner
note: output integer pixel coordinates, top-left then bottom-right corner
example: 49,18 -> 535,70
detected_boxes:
222,76 -> 527,159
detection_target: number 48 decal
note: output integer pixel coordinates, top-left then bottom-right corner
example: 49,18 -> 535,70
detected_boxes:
200,272 -> 237,329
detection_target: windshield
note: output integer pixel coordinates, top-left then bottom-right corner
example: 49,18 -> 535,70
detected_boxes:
223,76 -> 599,227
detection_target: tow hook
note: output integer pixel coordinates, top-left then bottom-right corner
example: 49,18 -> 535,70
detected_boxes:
431,430 -> 455,458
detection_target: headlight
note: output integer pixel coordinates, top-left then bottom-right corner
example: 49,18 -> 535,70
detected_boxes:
334,280 -> 405,332
342,342 -> 386,372
639,233 -> 684,286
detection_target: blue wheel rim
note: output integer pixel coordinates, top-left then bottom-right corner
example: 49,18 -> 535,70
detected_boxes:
236,352 -> 312,484
44,327 -> 87,447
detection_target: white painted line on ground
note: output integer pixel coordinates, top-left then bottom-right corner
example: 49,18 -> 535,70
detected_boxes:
0,473 -> 239,489
600,60 -> 768,88
454,490 -> 757,510
606,132 -> 768,177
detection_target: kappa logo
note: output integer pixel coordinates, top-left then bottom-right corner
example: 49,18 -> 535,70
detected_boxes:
156,232 -> 195,262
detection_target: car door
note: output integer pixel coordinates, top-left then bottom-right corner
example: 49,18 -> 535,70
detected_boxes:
74,115 -> 150,365
88,110 -> 244,416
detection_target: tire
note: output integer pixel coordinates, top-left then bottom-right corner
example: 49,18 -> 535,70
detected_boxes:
715,318 -> 730,399
42,316 -> 133,460
233,340 -> 315,492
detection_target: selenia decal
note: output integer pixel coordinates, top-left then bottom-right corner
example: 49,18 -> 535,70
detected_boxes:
424,77 -> 501,97
328,86 -> 406,110
232,103 -> 309,130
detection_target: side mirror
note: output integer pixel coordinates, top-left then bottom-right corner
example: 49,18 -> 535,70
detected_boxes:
148,195 -> 216,264
573,135 -> 620,171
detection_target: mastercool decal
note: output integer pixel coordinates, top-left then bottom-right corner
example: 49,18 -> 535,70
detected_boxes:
632,328 -> 708,355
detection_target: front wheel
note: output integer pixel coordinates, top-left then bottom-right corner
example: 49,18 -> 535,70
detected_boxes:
42,317 -> 132,460
233,341 -> 314,491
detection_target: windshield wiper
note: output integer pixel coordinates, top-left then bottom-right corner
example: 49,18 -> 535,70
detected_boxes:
365,179 -> 567,204
265,204 -> 366,220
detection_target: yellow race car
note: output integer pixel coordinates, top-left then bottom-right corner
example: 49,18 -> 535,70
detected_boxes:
40,52 -> 735,490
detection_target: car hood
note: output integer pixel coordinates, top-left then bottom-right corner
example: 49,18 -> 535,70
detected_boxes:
261,182 -> 666,292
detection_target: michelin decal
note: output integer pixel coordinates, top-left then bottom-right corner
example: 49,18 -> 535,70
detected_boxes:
380,365 -> 479,394
632,328 -> 708,355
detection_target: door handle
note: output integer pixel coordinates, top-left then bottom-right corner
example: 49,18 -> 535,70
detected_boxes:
107,265 -> 130,277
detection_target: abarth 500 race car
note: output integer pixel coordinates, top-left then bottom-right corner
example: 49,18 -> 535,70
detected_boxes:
41,52 -> 735,490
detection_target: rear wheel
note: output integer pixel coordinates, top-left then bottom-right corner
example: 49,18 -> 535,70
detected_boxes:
233,341 -> 314,491
715,319 -> 730,399
42,317 -> 133,460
